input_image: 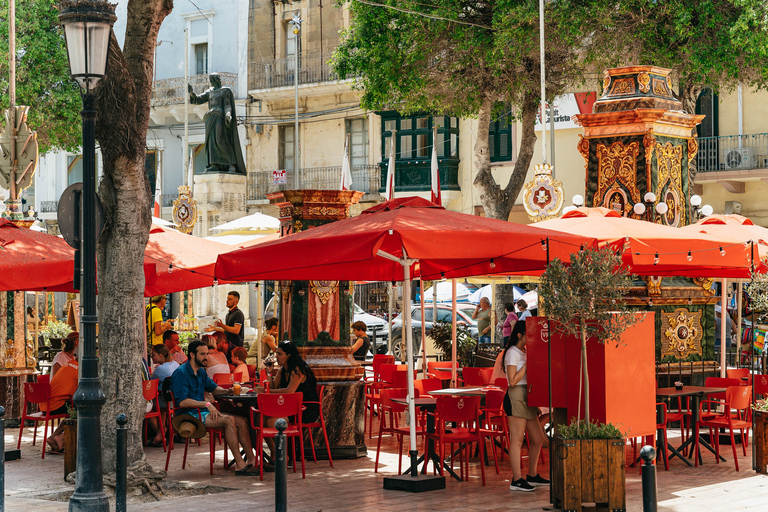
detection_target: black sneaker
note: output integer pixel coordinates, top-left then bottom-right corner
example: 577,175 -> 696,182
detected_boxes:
526,474 -> 550,486
509,478 -> 535,492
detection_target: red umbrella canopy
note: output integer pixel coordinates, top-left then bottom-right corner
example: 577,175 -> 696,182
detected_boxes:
144,224 -> 237,296
0,218 -> 76,291
535,207 -> 755,277
678,214 -> 768,269
215,196 -> 595,282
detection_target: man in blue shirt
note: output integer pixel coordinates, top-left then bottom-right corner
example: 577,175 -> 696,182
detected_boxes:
171,339 -> 257,474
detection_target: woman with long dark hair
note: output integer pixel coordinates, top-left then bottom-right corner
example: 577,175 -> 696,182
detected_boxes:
504,321 -> 548,492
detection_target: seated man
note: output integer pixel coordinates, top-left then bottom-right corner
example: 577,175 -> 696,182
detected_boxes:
163,330 -> 188,365
170,339 -> 257,473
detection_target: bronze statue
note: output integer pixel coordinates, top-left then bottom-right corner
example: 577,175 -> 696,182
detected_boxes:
188,73 -> 246,175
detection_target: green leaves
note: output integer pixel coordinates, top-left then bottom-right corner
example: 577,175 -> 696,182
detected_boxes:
558,418 -> 623,439
0,0 -> 81,153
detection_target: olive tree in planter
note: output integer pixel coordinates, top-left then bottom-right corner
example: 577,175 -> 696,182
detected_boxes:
430,322 -> 477,366
539,246 -> 639,425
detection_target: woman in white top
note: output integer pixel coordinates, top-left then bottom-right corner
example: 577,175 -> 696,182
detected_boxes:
51,332 -> 79,378
503,321 -> 548,492
203,334 -> 230,380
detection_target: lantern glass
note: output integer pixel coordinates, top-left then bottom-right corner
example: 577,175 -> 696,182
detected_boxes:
62,20 -> 111,91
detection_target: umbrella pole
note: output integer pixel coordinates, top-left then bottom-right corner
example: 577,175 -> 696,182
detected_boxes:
721,278 -> 727,377
432,283 -> 438,376
388,282 -> 393,347
490,283 -> 496,345
402,259 -> 418,476
736,282 -> 743,362
452,279 -> 457,388
420,279 -> 427,378
256,282 -> 263,367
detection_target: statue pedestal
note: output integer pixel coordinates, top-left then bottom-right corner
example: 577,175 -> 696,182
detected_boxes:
306,380 -> 367,459
193,173 -> 248,231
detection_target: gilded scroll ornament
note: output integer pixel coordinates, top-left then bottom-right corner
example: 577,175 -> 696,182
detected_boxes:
661,308 -> 703,359
577,135 -> 590,164
602,76 -> 611,95
294,220 -> 303,232
687,138 -> 698,163
643,131 -> 656,167
653,79 -> 668,96
611,78 -> 635,95
645,276 -> 662,296
654,141 -> 685,226
666,76 -> 673,90
638,72 -> 651,93
692,277 -> 716,295
310,281 -> 339,305
594,141 -> 641,212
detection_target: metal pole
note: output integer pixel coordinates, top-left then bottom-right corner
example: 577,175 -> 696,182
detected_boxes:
549,96 -> 556,178
640,445 -> 658,512
538,0 -> 547,165
736,281 -> 743,360
546,237 -> 553,504
8,0 -> 17,201
275,418 -> 288,512
69,91 -> 108,512
402,257 -> 418,475
451,279 -> 457,388
184,28 -> 189,187
720,278 -> 727,377
0,406 -> 5,512
115,414 -> 128,512
293,24 -> 300,189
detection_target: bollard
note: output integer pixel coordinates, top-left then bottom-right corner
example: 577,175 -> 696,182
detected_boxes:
0,406 -> 5,512
640,445 -> 657,512
116,414 -> 128,512
275,418 -> 288,512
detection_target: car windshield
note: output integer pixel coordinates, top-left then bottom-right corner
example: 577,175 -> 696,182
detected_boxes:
354,304 -> 365,315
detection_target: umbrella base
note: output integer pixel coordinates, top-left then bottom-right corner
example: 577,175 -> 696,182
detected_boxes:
383,473 -> 446,493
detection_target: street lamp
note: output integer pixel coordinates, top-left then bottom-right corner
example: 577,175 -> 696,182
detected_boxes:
57,2 -> 115,511
290,13 -> 302,189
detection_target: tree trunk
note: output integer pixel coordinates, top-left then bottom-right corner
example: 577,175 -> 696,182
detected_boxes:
473,90 -> 539,221
95,0 -> 173,480
580,319 -> 590,424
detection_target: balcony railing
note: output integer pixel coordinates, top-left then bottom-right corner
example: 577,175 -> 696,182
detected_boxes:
151,72 -> 238,107
40,201 -> 58,213
697,133 -> 768,173
250,53 -> 339,90
247,165 -> 381,201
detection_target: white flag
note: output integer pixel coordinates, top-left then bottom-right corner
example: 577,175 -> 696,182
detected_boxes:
340,137 -> 352,190
430,133 -> 441,205
153,167 -> 161,217
385,136 -> 395,200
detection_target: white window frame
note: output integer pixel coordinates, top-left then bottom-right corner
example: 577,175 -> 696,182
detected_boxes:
182,9 -> 216,77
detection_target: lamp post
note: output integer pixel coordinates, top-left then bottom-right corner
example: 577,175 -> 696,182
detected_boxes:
57,2 -> 115,511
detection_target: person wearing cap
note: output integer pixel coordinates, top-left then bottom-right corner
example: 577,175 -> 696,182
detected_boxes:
170,339 -> 257,474
147,295 -> 173,347
715,304 -> 736,349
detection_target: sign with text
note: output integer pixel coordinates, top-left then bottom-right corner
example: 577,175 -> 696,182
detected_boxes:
272,169 -> 287,184
535,92 -> 597,131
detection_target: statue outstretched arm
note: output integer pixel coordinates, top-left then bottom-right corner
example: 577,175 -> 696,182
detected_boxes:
188,84 -> 209,105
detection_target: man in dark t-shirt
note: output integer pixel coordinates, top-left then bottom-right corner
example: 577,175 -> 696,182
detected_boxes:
208,290 -> 245,348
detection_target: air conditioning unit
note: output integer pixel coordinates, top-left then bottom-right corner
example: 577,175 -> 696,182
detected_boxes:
724,147 -> 752,170
725,201 -> 742,215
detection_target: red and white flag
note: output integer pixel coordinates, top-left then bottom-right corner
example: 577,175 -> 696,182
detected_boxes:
430,134 -> 441,205
385,136 -> 395,200
340,137 -> 352,191
187,147 -> 195,196
153,168 -> 162,217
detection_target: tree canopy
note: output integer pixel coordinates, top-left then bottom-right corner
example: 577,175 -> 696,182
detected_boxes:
0,0 -> 82,153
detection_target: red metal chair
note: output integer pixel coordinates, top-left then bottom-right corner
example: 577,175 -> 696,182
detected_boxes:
755,374 -> 768,399
366,363 -> 404,438
462,367 -> 485,387
250,392 -> 306,480
427,361 -> 460,381
17,381 -> 71,459
391,369 -> 418,389
414,378 -> 442,397
697,386 -> 752,471
301,385 -> 334,468
164,391 -> 228,475
37,374 -> 50,385
246,365 -> 258,386
374,388 -> 424,473
432,395 -> 486,485
213,373 -> 235,389
143,379 -> 167,452
700,377 -> 741,421
364,357 -> 395,438
726,368 -> 751,386
480,389 -> 508,473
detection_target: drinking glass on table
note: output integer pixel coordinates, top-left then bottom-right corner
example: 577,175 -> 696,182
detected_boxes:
233,380 -> 241,395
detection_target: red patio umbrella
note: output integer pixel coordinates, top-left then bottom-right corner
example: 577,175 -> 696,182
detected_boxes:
214,196 -> 596,486
535,208 -> 755,278
215,197 -> 594,282
0,218 -> 76,291
678,214 -> 768,267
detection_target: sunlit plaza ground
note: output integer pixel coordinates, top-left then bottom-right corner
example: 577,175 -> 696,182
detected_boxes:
5,421 -> 768,511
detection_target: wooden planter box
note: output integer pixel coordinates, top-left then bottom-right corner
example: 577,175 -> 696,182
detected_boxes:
754,410 -> 768,474
62,418 -> 77,479
552,436 -> 626,512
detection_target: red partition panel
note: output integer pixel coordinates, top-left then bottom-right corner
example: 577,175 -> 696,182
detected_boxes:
527,317 -> 570,408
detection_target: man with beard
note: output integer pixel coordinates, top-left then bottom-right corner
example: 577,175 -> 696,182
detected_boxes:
170,339 -> 257,474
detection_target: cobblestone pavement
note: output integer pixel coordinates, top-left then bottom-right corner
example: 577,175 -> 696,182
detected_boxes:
5,425 -> 767,511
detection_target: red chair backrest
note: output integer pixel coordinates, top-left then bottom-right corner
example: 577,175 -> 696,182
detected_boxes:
213,373 -> 235,387
463,368 -> 485,387
484,389 -> 506,411
655,402 -> 667,429
373,354 -> 395,376
380,388 -> 419,414
142,379 -> 159,401
428,361 -> 458,380
24,381 -> 51,405
392,369 -> 418,389
38,374 -> 50,385
705,377 -> 741,401
257,392 -> 303,419
726,368 -> 751,385
415,378 -> 442,396
436,395 -> 481,424
380,364 -> 405,384
726,385 -> 752,413
247,365 -> 257,382
480,368 -> 493,385
755,374 -> 768,397
494,377 -> 508,388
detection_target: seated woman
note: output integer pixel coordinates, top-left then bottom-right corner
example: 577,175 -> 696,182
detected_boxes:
43,359 -> 79,454
203,334 -> 230,380
258,340 -> 320,458
51,332 -> 79,378
350,321 -> 370,361
247,317 -> 279,366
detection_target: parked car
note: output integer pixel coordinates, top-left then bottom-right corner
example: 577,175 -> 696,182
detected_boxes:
388,303 -> 480,361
